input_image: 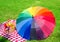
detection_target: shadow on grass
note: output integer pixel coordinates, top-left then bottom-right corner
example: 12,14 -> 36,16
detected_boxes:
0,36 -> 10,42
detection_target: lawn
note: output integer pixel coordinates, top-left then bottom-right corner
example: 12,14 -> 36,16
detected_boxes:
0,0 -> 60,42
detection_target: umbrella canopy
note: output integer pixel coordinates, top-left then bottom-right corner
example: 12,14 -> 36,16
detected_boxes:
0,20 -> 26,42
16,6 -> 55,40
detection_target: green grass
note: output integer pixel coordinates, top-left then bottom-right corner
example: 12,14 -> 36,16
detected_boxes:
0,0 -> 60,42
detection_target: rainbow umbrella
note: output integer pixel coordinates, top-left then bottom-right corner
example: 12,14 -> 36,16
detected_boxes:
16,6 -> 55,40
